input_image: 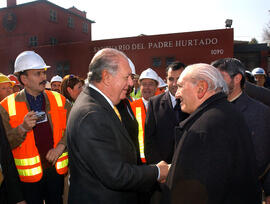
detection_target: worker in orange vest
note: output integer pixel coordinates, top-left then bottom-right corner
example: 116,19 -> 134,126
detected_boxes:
130,68 -> 159,163
0,74 -> 15,102
0,51 -> 71,204
8,74 -> 22,93
155,76 -> 167,95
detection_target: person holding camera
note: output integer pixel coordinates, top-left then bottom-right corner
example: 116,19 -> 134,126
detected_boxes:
0,51 -> 71,204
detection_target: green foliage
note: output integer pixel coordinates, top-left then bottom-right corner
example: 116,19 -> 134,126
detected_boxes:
249,38 -> 258,44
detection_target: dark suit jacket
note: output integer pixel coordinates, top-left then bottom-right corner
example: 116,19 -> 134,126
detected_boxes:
67,86 -> 158,204
233,92 -> 270,195
245,81 -> 270,107
145,91 -> 188,164
161,92 -> 260,204
117,99 -> 141,165
0,115 -> 24,204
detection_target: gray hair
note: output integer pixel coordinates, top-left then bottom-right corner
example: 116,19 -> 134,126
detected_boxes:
184,63 -> 229,95
87,48 -> 127,83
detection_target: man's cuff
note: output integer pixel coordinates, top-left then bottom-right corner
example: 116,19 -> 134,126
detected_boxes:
156,165 -> 160,181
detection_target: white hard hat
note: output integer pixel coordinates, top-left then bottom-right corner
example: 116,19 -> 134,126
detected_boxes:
50,75 -> 63,83
252,67 -> 266,76
158,77 -> 167,88
128,58 -> 136,75
139,68 -> 159,84
14,51 -> 50,73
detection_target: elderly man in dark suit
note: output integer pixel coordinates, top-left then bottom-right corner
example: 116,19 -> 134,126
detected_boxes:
161,63 -> 260,204
212,58 -> 270,204
145,61 -> 188,165
67,48 -> 169,204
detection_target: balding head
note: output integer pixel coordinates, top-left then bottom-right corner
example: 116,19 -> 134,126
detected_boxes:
87,48 -> 133,105
88,48 -> 129,84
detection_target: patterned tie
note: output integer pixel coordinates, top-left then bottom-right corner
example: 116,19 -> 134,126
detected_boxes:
113,106 -> 122,121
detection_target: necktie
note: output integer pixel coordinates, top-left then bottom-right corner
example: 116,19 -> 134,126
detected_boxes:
113,106 -> 122,121
174,99 -> 180,124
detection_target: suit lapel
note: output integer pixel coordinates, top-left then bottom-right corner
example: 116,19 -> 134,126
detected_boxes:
87,87 -> 136,149
161,91 -> 177,124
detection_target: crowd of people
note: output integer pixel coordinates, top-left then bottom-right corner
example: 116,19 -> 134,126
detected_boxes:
0,48 -> 269,204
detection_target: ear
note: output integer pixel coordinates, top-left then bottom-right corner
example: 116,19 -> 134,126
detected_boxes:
67,87 -> 73,95
197,80 -> 208,99
234,73 -> 242,84
101,70 -> 112,86
20,74 -> 27,85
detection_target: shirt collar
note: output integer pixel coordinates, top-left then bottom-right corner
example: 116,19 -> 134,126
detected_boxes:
89,83 -> 114,109
168,91 -> 176,107
229,91 -> 242,103
25,90 -> 44,112
142,97 -> 149,110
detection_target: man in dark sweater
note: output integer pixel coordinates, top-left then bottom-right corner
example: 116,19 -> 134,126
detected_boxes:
212,58 -> 270,204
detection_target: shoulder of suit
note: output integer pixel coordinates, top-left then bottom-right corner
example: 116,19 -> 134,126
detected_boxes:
149,92 -> 167,102
246,94 -> 270,112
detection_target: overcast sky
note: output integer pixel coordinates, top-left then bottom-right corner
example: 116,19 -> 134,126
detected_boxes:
1,0 -> 270,42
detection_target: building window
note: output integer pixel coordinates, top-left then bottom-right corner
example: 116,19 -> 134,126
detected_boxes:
152,57 -> 161,67
50,9 -> 57,22
82,22 -> 88,33
68,16 -> 74,28
166,57 -> 175,66
56,62 -> 70,76
50,37 -> 58,45
29,36 -> 38,47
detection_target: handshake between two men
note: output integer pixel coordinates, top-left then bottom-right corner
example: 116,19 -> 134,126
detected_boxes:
156,161 -> 171,183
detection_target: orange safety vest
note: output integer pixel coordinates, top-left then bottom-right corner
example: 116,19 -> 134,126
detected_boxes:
130,98 -> 147,163
0,90 -> 68,183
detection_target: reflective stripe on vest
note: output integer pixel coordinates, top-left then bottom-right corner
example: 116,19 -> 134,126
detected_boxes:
17,166 -> 42,177
56,152 -> 68,174
51,91 -> 63,107
14,155 -> 40,166
7,94 -> 16,116
135,107 -> 146,163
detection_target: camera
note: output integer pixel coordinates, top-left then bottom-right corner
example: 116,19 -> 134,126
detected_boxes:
35,111 -> 47,124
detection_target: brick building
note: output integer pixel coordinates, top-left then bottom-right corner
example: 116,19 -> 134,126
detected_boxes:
0,0 -> 94,74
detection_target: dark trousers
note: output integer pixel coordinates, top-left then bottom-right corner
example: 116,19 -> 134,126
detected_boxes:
21,167 -> 64,204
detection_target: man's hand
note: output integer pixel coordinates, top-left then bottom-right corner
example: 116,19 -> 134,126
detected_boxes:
156,161 -> 169,183
46,144 -> 65,165
20,111 -> 38,133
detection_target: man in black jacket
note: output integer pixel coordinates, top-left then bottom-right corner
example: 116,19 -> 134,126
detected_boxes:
0,115 -> 26,204
161,63 -> 260,204
145,61 -> 188,165
212,58 -> 270,204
